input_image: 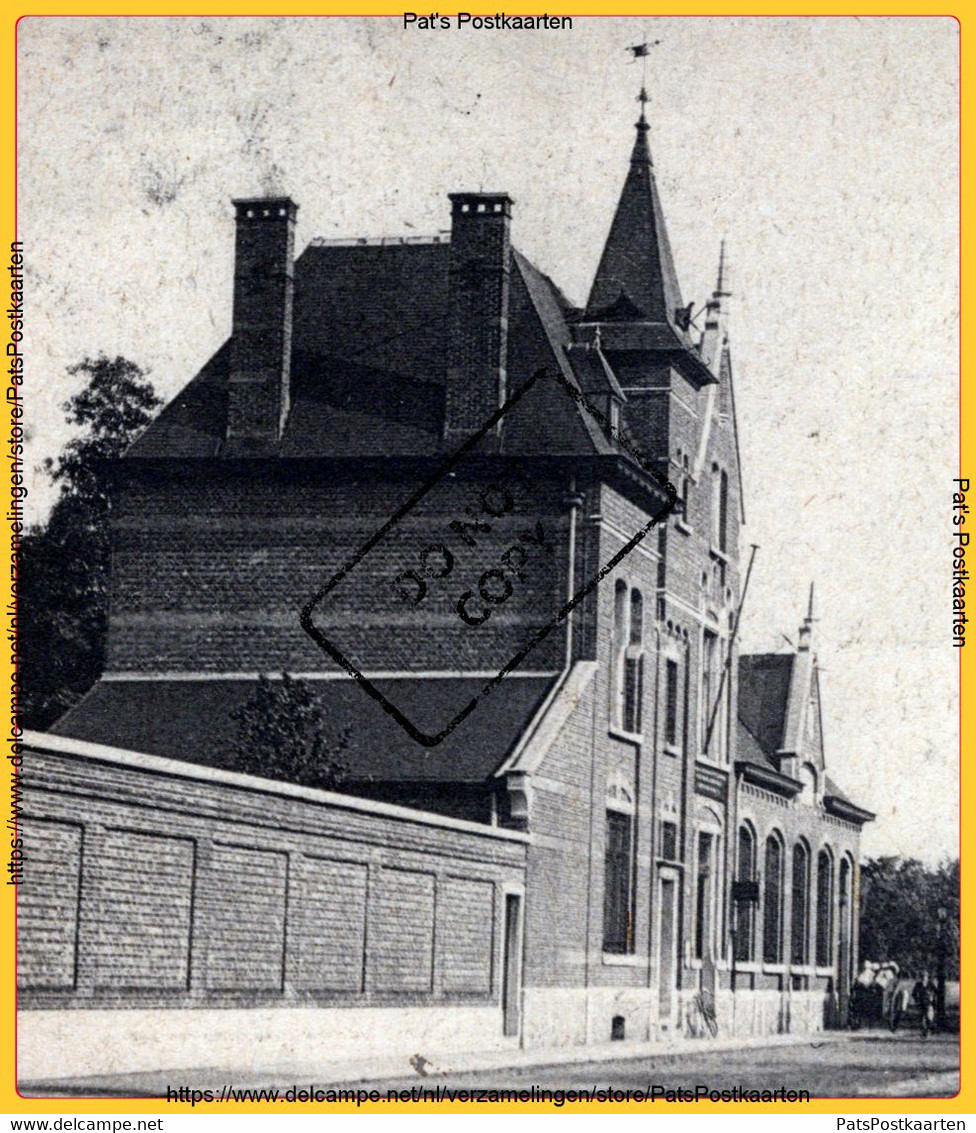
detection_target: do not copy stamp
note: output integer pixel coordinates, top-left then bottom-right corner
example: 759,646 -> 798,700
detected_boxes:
300,366 -> 677,747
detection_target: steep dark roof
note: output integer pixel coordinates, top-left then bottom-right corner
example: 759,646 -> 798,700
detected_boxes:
127,241 -> 628,463
585,122 -> 689,349
736,717 -> 780,773
51,676 -> 556,784
737,653 -> 794,756
737,652 -> 873,824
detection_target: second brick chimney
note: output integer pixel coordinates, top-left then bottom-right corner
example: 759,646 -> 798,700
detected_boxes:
227,197 -> 298,447
444,192 -> 512,441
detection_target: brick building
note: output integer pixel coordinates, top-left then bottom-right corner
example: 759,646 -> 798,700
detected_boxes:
19,99 -> 872,1079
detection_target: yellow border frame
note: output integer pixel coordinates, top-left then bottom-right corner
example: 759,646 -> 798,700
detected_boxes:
2,1 -> 967,1116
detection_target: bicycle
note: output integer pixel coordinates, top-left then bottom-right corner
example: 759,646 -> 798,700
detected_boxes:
688,989 -> 719,1038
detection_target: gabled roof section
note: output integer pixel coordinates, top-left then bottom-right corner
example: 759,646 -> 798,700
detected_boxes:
738,640 -> 873,824
505,250 -> 615,457
738,653 -> 794,757
585,119 -> 687,341
127,237 -> 636,464
51,676 -> 557,785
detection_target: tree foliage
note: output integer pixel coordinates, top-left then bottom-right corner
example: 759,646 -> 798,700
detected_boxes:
231,673 -> 350,790
19,355 -> 161,728
859,855 -> 959,978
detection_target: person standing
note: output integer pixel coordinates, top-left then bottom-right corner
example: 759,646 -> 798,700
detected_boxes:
912,971 -> 936,1037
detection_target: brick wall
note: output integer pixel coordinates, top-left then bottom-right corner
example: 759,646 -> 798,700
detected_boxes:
108,464 -> 570,676
18,736 -> 526,1011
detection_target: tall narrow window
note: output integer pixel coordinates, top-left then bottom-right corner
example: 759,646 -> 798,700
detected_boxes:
791,842 -> 810,965
763,834 -> 784,964
656,525 -> 667,589
664,659 -> 679,747
816,850 -> 833,967
603,811 -> 633,953
695,831 -> 714,960
613,580 -> 628,729
659,820 -> 678,861
621,589 -> 644,734
718,469 -> 729,552
614,580 -> 628,646
734,824 -> 756,962
681,453 -> 692,523
701,631 -> 718,753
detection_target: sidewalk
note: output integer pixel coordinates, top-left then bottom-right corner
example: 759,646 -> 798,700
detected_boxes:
22,1028 -> 868,1099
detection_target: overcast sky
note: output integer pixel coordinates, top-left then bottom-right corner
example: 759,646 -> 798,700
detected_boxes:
18,16 -> 959,863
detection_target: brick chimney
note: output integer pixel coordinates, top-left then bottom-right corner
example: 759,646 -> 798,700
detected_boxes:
227,197 -> 298,446
444,192 -> 512,440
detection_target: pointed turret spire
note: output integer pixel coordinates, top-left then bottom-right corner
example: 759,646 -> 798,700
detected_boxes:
586,107 -> 685,332
700,240 -> 731,375
798,583 -> 817,652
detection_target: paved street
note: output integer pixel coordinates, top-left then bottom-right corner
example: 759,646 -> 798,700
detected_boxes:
22,1031 -> 959,1101
351,1033 -> 959,1100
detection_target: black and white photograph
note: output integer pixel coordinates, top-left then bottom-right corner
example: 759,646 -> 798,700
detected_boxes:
13,15 -> 960,1103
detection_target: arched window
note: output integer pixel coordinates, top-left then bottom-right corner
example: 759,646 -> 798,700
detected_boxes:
711,463 -> 729,552
603,770 -> 634,954
718,469 -> 729,552
734,823 -> 756,962
664,658 -> 679,747
839,857 -> 853,985
613,581 -> 644,735
614,579 -> 628,644
816,849 -> 834,967
623,590 -> 644,733
701,630 -> 717,751
791,841 -> 810,965
681,453 -> 692,522
763,833 -> 784,963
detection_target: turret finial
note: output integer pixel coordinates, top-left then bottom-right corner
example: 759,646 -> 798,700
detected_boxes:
715,238 -> 730,298
627,40 -> 661,131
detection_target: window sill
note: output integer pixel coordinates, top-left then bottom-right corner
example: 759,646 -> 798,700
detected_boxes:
663,742 -> 681,757
815,966 -> 836,977
733,961 -> 762,974
602,952 -> 644,968
656,857 -> 683,870
609,725 -> 643,746
709,545 -> 729,564
761,962 -> 788,974
675,520 -> 693,536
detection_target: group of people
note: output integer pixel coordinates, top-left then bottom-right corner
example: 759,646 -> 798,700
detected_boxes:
851,961 -> 938,1035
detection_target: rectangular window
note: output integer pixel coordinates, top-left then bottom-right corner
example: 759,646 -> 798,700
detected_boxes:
665,659 -> 679,747
711,469 -> 725,552
791,847 -> 809,965
659,821 -> 678,861
763,838 -> 783,964
701,631 -> 717,752
695,832 -> 713,961
657,526 -> 667,588
623,655 -> 643,734
734,827 -> 755,963
603,811 -> 633,954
